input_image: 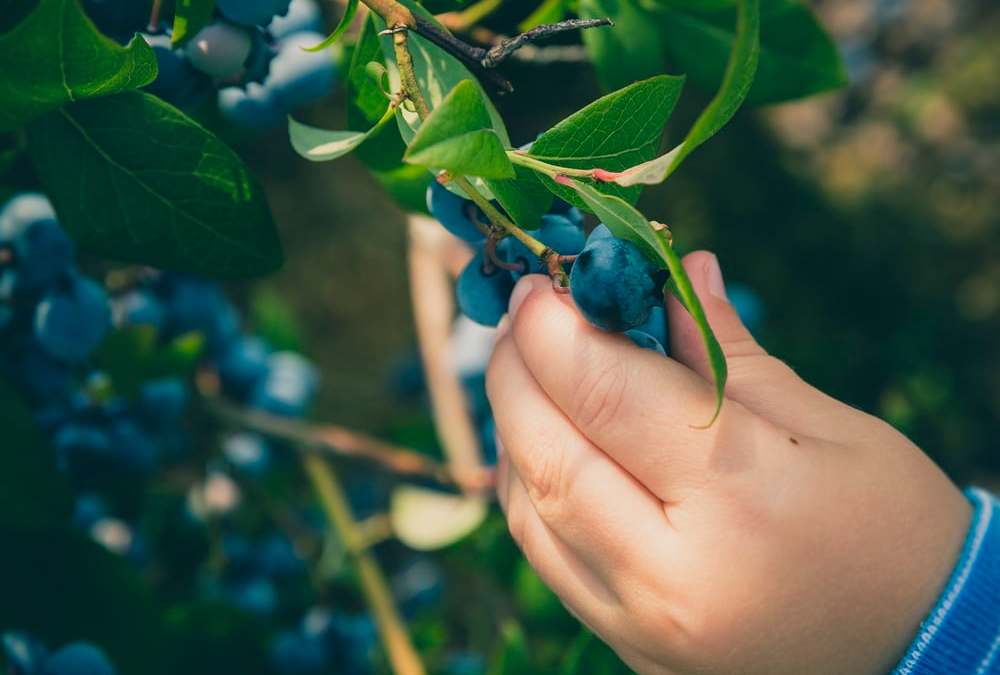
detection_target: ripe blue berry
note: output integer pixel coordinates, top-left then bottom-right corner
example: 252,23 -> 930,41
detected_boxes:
34,275 -> 110,363
217,0 -> 293,27
636,305 -> 669,349
0,193 -> 74,292
569,229 -> 665,332
138,377 -> 188,426
2,631 -> 49,674
222,432 -> 272,476
184,22 -> 253,79
0,192 -> 56,230
112,289 -> 164,328
41,643 -> 115,675
217,336 -> 272,400
268,0 -> 324,40
426,181 -> 484,243
625,329 -> 666,355
498,214 -> 584,280
270,628 -> 331,675
143,33 -> 214,110
218,83 -> 285,129
250,352 -> 319,417
457,251 -> 515,327
266,32 -> 337,109
242,29 -> 276,84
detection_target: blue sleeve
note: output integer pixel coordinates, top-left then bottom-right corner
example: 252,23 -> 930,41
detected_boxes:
892,488 -> 1000,675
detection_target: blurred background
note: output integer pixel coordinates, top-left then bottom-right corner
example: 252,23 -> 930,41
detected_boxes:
1,0 -> 997,673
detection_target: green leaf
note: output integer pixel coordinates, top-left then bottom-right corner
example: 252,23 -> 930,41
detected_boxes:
304,0 -> 358,51
372,2 -> 546,226
614,0 -> 759,186
518,0 -> 567,31
26,91 -> 283,278
580,0 -> 665,91
0,378 -> 72,530
93,326 -> 204,398
346,15 -> 409,172
289,104 -> 395,162
528,74 -> 684,209
652,0 -> 845,104
560,179 -> 727,423
172,0 -> 217,45
0,0 -> 157,131
404,80 -> 514,179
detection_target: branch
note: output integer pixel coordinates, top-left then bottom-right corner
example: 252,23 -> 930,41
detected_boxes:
205,395 -> 493,494
302,455 -> 425,675
481,18 -> 613,68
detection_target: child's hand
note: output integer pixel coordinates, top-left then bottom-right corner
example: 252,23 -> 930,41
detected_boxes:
486,251 -> 972,675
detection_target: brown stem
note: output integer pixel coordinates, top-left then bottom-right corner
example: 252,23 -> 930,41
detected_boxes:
302,455 -> 425,675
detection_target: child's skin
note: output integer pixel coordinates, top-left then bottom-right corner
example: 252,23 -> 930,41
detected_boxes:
486,251 -> 972,675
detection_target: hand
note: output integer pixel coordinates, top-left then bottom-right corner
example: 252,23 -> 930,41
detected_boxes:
485,251 -> 971,675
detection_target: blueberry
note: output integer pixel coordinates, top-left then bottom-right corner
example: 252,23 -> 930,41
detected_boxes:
727,283 -> 764,334
41,642 -> 115,675
161,276 -> 239,353
548,199 -> 584,228
2,631 -> 49,675
625,329 -> 666,355
256,533 -> 304,578
636,305 -> 669,349
218,83 -> 285,129
34,275 -> 110,363
227,576 -> 277,616
81,0 -> 149,41
498,214 -> 584,280
216,336 -> 271,400
222,432 -> 272,476
112,289 -> 164,328
0,192 -> 56,231
456,251 -> 515,327
9,342 -> 73,403
137,377 -> 188,426
249,352 -> 318,417
269,628 -> 331,675
143,33 -> 214,110
217,0 -> 293,27
426,181 -> 484,243
184,22 -> 253,79
72,493 -> 109,531
268,0 -> 324,40
569,230 -> 664,332
267,32 -> 337,109
392,558 -> 444,617
242,29 -> 276,84
107,415 -> 158,474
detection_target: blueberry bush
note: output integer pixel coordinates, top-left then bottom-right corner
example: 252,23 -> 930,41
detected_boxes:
0,0 -> 865,672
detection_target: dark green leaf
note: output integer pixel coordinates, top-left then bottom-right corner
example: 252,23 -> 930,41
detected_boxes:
0,378 -> 72,529
303,0 -> 358,51
560,179 -> 727,422
615,0 -> 759,186
0,0 -> 157,131
404,80 -> 514,179
26,91 -> 283,277
172,0 -> 216,45
528,74 -> 684,209
652,0 -> 845,104
580,0 -> 665,91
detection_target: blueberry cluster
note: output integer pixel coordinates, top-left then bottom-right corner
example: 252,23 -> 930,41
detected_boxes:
425,181 -> 672,356
269,606 -> 378,675
83,0 -> 335,121
2,632 -> 115,675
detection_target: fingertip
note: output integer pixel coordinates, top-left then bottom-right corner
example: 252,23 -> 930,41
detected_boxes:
508,273 -> 552,320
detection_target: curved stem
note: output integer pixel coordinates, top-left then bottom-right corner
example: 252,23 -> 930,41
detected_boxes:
302,455 -> 425,675
508,150 -> 622,182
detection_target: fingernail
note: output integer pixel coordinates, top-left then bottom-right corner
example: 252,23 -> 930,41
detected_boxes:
494,314 -> 511,342
704,253 -> 728,301
508,275 -> 543,319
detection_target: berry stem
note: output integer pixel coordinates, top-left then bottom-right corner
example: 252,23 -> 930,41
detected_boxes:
302,455 -> 426,675
147,0 -> 163,32
507,150 -> 623,182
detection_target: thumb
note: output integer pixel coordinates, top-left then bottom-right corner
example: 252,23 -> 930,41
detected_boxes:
667,251 -> 856,438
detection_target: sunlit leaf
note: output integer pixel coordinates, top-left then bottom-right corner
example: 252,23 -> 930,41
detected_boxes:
390,485 -> 488,551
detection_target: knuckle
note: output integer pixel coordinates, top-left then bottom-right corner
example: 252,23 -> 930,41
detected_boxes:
523,448 -> 568,521
572,356 -> 630,432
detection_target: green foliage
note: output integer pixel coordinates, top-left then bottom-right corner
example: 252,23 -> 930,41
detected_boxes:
26,91 -> 283,278
518,0 -> 567,31
648,0 -> 846,104
93,327 -> 204,398
303,0 -> 358,52
289,106 -> 395,162
172,0 -> 217,45
580,0 -> 665,91
528,75 -> 685,207
0,380 -> 72,530
614,0 -> 759,186
404,80 -> 514,179
0,0 -> 157,131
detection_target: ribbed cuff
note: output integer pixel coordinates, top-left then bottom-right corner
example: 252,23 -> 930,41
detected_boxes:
892,488 -> 1000,675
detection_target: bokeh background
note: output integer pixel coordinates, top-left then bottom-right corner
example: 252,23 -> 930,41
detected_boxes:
1,0 -> 997,673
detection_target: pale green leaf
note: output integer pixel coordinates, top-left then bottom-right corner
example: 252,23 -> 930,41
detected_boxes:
172,0 -> 216,45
